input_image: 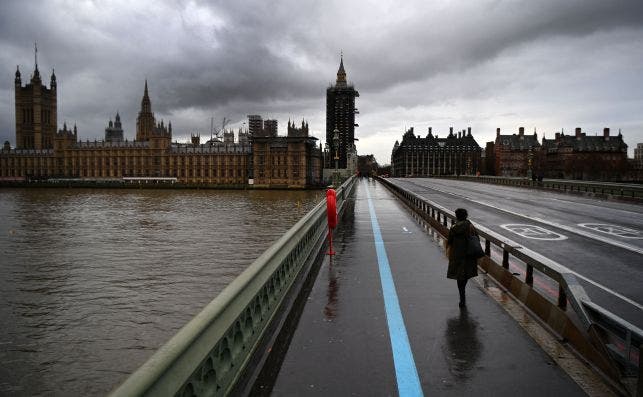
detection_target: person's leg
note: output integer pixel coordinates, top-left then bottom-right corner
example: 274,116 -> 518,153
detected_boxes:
457,279 -> 468,307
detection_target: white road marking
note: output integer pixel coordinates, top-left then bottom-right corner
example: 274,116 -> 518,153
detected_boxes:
399,180 -> 643,309
402,226 -> 411,234
550,197 -> 643,216
500,224 -> 567,240
418,183 -> 643,256
578,223 -> 643,239
566,269 -> 643,310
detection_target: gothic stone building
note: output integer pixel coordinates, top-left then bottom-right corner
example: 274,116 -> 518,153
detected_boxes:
1,63 -> 321,188
391,127 -> 482,177
14,63 -> 57,150
251,119 -> 322,188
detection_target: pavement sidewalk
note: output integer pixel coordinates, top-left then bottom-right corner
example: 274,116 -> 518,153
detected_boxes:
270,178 -> 587,396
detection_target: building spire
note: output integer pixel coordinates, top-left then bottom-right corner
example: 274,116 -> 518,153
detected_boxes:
141,79 -> 151,113
32,42 -> 41,80
336,52 -> 347,86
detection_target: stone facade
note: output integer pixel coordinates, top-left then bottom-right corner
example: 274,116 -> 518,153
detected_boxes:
251,119 -> 322,188
104,112 -> 124,143
1,120 -> 251,185
485,126 -> 630,181
2,67 -> 322,187
493,127 -> 541,177
540,127 -> 628,181
391,127 -> 482,177
15,62 -> 57,150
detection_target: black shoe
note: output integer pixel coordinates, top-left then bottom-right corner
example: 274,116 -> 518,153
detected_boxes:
459,300 -> 466,308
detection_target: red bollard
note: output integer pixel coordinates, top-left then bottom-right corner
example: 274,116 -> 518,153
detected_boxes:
326,189 -> 337,255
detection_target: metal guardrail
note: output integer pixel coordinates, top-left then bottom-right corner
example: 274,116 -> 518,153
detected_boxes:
377,176 -> 642,395
436,175 -> 643,200
110,176 -> 357,397
583,301 -> 643,373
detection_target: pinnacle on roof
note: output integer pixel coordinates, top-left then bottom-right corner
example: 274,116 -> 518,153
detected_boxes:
336,53 -> 347,86
32,42 -> 41,80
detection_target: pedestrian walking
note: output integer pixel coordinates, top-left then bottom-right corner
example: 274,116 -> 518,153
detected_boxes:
446,208 -> 479,308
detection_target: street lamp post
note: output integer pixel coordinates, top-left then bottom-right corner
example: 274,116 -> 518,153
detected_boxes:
333,127 -> 340,186
527,148 -> 533,180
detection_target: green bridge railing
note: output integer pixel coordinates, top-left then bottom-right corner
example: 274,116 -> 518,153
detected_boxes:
110,176 -> 357,397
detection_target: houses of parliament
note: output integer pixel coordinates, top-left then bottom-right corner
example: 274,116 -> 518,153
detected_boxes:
0,51 -> 329,188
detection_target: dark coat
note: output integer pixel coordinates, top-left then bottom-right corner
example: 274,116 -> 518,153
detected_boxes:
446,220 -> 479,280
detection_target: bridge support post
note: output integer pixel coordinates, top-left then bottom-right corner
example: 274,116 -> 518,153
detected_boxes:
558,285 -> 567,310
526,265 -> 534,286
502,250 -> 509,269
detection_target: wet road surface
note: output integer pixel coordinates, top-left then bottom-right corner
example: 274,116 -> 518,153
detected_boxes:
386,177 -> 643,329
271,179 -> 586,396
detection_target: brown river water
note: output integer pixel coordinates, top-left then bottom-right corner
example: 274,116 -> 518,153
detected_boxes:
0,187 -> 324,396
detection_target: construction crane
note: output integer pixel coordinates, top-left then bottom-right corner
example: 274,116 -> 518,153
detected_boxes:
208,116 -> 231,144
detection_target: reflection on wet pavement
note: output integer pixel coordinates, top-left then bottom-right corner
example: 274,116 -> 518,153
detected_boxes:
444,308 -> 482,382
324,259 -> 339,319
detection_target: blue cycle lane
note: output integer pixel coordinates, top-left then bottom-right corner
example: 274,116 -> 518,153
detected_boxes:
270,178 -> 586,396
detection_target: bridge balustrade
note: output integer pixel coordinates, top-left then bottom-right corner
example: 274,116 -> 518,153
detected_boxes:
110,176 -> 357,397
377,176 -> 642,396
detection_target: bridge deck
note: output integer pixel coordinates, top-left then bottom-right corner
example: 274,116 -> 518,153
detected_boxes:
269,178 -> 586,396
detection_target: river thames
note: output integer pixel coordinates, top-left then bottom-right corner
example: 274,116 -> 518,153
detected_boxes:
0,187 -> 324,396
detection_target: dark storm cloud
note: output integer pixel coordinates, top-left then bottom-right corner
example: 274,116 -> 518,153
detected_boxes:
1,0 -> 642,162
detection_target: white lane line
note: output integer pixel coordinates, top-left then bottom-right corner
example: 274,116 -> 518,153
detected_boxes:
550,197 -> 643,216
399,182 -> 643,309
563,265 -> 643,311
423,184 -> 643,256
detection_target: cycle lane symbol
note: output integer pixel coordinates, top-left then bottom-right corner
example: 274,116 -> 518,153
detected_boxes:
500,224 -> 568,241
578,223 -> 643,239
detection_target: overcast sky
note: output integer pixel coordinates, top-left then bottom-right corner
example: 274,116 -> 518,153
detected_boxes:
1,0 -> 642,164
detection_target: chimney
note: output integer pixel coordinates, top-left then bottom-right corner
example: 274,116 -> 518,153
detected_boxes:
575,127 -> 581,137
428,127 -> 432,134
603,127 -> 610,138
518,127 -> 524,136
496,127 -> 500,137
467,127 -> 471,136
449,127 -> 453,135
458,131 -> 461,139
555,132 -> 560,140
